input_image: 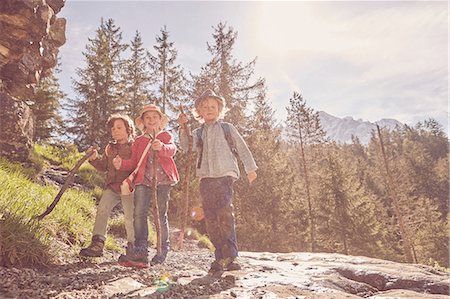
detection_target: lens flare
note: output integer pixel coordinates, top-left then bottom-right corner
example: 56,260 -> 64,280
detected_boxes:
191,206 -> 205,221
154,273 -> 171,293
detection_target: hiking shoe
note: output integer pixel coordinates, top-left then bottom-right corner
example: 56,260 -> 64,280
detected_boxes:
208,260 -> 224,274
221,257 -> 241,271
225,261 -> 242,271
79,235 -> 104,257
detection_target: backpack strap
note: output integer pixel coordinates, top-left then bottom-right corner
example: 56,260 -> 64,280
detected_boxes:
220,122 -> 238,158
104,144 -> 112,157
196,124 -> 204,169
195,122 -> 238,169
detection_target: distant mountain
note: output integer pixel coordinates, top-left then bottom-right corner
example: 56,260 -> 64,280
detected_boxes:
318,111 -> 403,144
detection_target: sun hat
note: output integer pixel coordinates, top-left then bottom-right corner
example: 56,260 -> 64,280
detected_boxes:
135,104 -> 169,132
194,89 -> 225,110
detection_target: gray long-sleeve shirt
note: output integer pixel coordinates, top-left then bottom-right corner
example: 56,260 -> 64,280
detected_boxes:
179,121 -> 257,179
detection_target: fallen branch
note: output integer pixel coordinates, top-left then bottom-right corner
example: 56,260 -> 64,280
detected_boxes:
34,150 -> 96,221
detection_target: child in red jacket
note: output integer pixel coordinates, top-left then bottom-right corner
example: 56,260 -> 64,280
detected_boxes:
113,105 -> 179,268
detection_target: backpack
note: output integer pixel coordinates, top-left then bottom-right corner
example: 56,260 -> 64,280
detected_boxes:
196,122 -> 238,169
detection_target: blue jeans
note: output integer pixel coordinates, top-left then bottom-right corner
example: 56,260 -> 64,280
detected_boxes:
133,184 -> 170,254
199,176 -> 238,261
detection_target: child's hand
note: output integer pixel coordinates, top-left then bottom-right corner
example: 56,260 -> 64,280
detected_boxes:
178,112 -> 188,126
112,155 -> 122,170
152,139 -> 163,151
247,171 -> 257,184
87,146 -> 98,161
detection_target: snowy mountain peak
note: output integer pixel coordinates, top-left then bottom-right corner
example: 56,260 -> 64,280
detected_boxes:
318,111 -> 403,144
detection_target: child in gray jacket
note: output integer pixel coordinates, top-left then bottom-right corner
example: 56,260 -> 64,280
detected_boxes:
178,89 -> 257,273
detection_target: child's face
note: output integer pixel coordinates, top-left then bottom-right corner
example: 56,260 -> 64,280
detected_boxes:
142,111 -> 162,133
198,97 -> 220,123
111,119 -> 129,144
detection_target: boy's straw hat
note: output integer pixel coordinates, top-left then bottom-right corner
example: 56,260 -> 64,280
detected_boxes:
135,104 -> 169,132
194,89 -> 225,109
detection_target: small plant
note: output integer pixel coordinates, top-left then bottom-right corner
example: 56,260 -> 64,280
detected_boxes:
190,228 -> 215,252
431,259 -> 450,273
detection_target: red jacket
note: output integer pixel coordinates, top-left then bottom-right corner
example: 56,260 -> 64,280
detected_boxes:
121,131 -> 179,185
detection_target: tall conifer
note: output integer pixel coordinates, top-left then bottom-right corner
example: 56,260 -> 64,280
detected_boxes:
148,26 -> 188,116
68,18 -> 127,149
122,31 -> 151,120
30,65 -> 65,142
286,91 -> 326,252
192,22 -> 264,129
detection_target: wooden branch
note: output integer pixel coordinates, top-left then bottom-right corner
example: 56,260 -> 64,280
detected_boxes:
35,150 -> 95,221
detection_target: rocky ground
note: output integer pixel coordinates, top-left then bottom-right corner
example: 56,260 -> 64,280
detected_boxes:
1,236 -> 449,298
0,238 -> 227,299
1,166 -> 448,298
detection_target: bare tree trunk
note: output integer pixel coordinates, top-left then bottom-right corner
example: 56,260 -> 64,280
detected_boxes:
176,106 -> 193,250
298,124 -> 315,252
162,48 -> 166,113
342,233 -> 348,255
377,125 -> 416,263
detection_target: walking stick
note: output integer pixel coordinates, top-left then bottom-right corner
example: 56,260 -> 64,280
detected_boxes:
151,129 -> 162,256
35,149 -> 97,220
176,105 -> 194,250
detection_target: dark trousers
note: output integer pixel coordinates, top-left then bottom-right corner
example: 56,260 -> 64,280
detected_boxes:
199,176 -> 238,261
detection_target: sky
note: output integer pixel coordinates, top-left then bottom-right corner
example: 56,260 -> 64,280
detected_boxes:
58,1 -> 449,133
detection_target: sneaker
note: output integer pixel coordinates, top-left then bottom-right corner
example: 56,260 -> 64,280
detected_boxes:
208,260 -> 224,274
79,235 -> 104,257
119,249 -> 148,268
118,254 -> 132,266
117,242 -> 134,266
150,254 -> 166,265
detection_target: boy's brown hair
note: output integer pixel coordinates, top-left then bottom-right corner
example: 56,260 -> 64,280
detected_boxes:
107,114 -> 136,140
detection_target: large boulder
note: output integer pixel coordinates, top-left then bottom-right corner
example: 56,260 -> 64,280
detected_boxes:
0,92 -> 34,162
0,0 -> 66,162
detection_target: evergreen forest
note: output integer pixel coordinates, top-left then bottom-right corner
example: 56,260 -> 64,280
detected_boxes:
33,19 -> 449,268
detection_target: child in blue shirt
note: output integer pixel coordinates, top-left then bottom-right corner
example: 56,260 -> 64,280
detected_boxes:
178,89 -> 257,273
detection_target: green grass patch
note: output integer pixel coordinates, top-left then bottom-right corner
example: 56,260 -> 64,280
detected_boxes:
34,143 -> 82,169
34,143 -> 104,189
190,228 -> 214,252
0,157 -> 97,267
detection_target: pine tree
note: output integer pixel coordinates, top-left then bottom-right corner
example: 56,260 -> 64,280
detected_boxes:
192,22 -> 264,129
314,142 -> 388,257
68,18 -> 128,149
286,91 -> 326,252
389,124 -> 449,265
235,86 -> 290,251
148,26 -> 188,116
316,145 -> 352,254
30,65 -> 65,142
122,30 -> 151,119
